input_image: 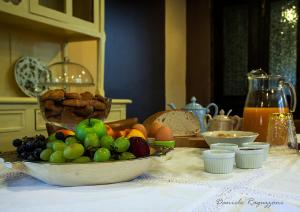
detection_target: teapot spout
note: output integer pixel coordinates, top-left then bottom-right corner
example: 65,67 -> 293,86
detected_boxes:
168,103 -> 177,110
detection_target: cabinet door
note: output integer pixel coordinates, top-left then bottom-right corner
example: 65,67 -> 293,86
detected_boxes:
29,0 -> 100,33
70,0 -> 99,33
29,0 -> 72,22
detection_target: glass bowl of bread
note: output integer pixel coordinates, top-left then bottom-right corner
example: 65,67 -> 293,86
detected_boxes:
38,58 -> 111,129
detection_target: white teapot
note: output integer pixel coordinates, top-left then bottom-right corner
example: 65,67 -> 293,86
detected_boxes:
207,109 -> 242,131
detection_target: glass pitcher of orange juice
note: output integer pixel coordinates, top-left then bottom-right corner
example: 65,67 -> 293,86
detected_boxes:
243,69 -> 296,141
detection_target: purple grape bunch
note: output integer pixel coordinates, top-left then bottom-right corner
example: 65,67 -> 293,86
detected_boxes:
12,135 -> 47,161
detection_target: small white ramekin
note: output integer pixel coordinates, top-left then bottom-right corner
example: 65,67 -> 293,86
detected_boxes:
241,142 -> 270,161
203,150 -> 235,174
235,147 -> 264,169
210,143 -> 239,152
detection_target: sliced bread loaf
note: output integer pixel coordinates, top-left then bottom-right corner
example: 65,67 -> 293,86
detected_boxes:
143,110 -> 200,137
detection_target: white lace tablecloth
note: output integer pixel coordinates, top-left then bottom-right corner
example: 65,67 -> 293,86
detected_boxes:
0,147 -> 300,212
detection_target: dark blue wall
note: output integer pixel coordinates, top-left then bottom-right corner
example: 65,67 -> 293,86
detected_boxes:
104,0 -> 165,122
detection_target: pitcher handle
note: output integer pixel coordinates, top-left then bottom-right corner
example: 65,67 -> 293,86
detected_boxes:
284,82 -> 297,113
206,103 -> 218,117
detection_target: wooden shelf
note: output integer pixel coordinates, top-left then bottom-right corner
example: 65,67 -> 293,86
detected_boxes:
0,97 -> 132,105
0,11 -> 102,41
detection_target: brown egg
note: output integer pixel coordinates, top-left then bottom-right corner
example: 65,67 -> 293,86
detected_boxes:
132,124 -> 148,139
148,121 -> 163,137
155,126 -> 174,141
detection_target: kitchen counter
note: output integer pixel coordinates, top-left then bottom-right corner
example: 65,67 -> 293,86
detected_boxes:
0,147 -> 299,211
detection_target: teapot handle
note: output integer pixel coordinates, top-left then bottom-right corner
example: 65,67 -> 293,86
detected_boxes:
167,103 -> 177,110
284,82 -> 297,112
206,103 -> 218,117
231,115 -> 242,131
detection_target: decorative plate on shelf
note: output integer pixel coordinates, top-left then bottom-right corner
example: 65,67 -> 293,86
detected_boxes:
14,56 -> 49,97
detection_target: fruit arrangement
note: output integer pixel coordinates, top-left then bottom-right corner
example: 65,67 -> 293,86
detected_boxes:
12,118 -> 175,163
13,118 -> 174,163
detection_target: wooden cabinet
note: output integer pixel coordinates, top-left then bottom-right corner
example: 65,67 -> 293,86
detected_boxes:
0,0 -> 104,39
0,1 -> 132,151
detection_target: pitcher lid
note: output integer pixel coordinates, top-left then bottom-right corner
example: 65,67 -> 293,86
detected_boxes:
184,96 -> 205,110
247,69 -> 270,79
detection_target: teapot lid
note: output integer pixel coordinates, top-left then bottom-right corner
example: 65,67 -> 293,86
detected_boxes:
184,96 -> 205,110
213,109 -> 232,120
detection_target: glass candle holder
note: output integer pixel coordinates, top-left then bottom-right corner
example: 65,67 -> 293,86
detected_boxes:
266,113 -> 297,146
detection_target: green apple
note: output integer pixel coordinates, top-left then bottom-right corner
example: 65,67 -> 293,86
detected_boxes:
63,143 -> 85,160
84,133 -> 100,150
99,135 -> 114,150
75,118 -> 106,141
93,148 -> 110,162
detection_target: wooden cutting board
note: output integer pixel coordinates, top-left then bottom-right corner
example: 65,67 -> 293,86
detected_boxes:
174,136 -> 209,148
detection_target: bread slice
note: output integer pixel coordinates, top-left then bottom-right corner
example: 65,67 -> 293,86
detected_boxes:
143,110 -> 200,137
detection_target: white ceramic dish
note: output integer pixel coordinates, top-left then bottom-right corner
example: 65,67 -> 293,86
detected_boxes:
4,157 -> 153,186
14,56 -> 48,97
241,142 -> 270,161
203,150 -> 235,174
235,147 -> 264,169
210,143 -> 239,152
202,131 -> 258,147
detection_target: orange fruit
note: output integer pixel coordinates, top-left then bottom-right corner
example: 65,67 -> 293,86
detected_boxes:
113,129 -> 128,139
155,126 -> 173,141
105,125 -> 114,137
148,121 -> 163,137
132,124 -> 148,139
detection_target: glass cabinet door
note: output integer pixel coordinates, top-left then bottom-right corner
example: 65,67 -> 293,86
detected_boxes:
71,0 -> 99,32
29,0 -> 70,22
29,0 -> 99,32
73,0 -> 94,23
38,0 -> 65,13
